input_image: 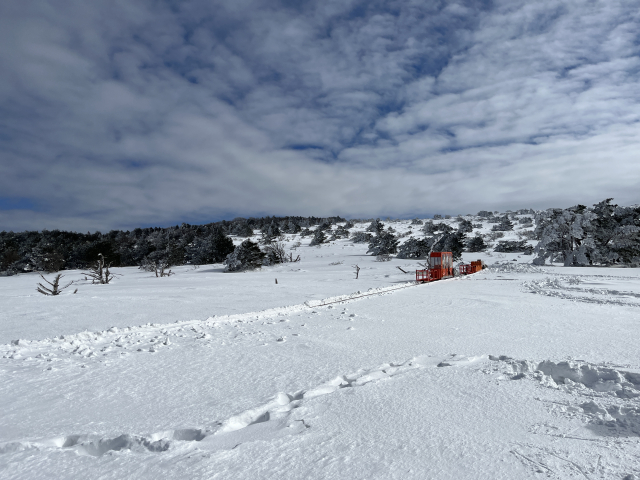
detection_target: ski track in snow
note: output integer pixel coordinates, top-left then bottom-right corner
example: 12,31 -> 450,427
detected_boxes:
0,283 -> 424,365
0,354 -> 484,457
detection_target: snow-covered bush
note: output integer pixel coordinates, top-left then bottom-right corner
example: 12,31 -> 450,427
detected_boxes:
494,240 -> 532,254
351,232 -> 372,244
224,240 -> 265,272
411,218 -> 423,225
491,216 -> 514,231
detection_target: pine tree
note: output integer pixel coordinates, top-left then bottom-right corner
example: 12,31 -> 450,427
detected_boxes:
224,240 -> 266,272
366,219 -> 384,234
466,235 -> 487,252
367,232 -> 399,256
309,229 -> 327,246
396,238 -> 430,259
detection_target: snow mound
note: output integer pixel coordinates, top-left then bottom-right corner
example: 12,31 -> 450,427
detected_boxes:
487,262 -> 542,274
493,357 -> 640,437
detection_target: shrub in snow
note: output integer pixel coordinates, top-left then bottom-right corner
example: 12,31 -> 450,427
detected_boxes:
518,216 -> 533,225
494,240 -> 532,254
466,235 -> 487,252
331,226 -> 350,239
309,229 -> 327,246
486,231 -> 505,241
477,210 -> 493,218
367,232 -> 399,256
411,218 -> 423,225
376,254 -> 391,262
433,214 -> 442,220
351,232 -> 372,244
344,220 -> 355,229
299,228 -> 312,237
224,240 -> 266,272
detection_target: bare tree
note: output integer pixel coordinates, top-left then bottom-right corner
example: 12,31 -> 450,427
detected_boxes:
37,273 -> 74,296
352,264 -> 360,279
154,260 -> 173,277
82,253 -> 117,284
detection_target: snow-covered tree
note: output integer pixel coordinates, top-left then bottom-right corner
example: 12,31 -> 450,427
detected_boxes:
466,235 -> 487,252
533,205 -> 597,266
351,232 -> 372,244
491,215 -> 514,232
231,220 -> 254,237
309,229 -> 327,246
367,232 -> 399,256
283,219 -> 301,234
396,238 -> 430,259
366,219 -> 384,234
457,219 -> 473,234
224,240 -> 266,272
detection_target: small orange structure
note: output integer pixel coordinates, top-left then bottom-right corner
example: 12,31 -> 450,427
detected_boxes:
459,259 -> 484,275
416,252 -> 454,283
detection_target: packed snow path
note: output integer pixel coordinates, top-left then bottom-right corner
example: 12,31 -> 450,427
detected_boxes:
1,260 -> 640,479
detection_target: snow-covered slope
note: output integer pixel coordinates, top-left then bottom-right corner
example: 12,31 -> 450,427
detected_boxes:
1,219 -> 639,479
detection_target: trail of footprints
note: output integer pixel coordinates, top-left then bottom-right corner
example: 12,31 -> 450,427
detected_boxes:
0,354 -> 481,457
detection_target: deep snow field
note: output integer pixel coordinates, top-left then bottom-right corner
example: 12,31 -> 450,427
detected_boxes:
1,219 -> 640,479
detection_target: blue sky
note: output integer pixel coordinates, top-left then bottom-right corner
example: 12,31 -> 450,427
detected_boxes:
1,0 -> 639,231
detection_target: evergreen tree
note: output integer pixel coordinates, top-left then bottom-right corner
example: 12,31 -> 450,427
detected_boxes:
309,229 -> 327,246
351,232 -> 372,244
366,219 -> 384,234
367,232 -> 399,256
466,235 -> 487,252
491,215 -> 514,231
396,238 -> 430,259
232,220 -> 253,237
224,240 -> 265,272
457,219 -> 473,234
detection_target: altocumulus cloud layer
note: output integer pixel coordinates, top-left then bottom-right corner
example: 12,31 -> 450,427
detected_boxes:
1,0 -> 639,231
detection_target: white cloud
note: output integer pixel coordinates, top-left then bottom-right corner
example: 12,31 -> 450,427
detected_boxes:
1,0 -> 639,231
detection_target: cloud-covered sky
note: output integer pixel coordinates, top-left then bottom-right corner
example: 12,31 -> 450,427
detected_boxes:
1,0 -> 639,231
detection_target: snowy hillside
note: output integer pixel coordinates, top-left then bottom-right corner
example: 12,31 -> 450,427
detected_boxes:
1,217 -> 639,479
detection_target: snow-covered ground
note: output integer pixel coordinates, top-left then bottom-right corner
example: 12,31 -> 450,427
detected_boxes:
1,219 -> 640,479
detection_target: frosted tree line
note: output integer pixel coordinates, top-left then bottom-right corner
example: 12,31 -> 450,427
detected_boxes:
533,199 -> 640,266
